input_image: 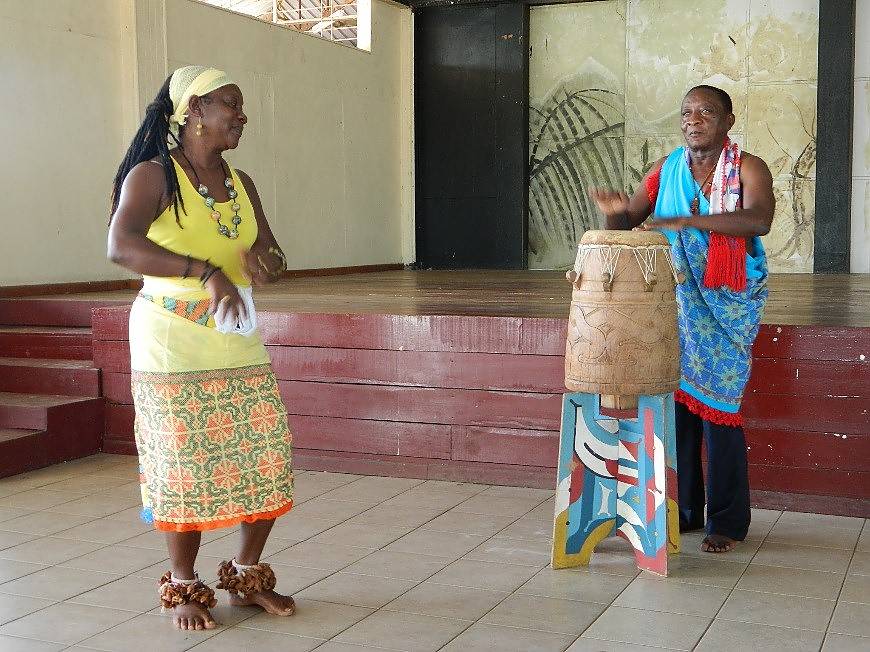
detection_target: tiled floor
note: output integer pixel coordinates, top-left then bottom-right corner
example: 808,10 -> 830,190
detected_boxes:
0,455 -> 867,652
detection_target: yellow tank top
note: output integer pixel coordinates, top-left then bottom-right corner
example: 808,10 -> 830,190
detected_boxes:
142,156 -> 258,298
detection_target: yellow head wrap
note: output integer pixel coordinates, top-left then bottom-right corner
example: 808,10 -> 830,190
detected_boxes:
168,65 -> 234,140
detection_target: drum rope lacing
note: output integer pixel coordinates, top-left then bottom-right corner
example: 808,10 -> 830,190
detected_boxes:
574,248 -> 591,277
632,247 -> 658,286
572,245 -> 682,285
599,247 -> 621,284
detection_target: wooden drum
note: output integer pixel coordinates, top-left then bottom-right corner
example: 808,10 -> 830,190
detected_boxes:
564,230 -> 683,409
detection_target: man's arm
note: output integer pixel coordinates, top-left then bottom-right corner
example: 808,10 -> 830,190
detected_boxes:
590,157 -> 665,230
645,154 -> 775,237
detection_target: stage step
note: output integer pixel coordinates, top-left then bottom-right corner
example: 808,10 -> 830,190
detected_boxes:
0,297 -> 130,328
0,427 -> 47,477
0,326 -> 93,360
0,393 -> 103,478
0,296 -> 113,478
0,392 -> 102,430
0,426 -> 43,443
0,357 -> 100,397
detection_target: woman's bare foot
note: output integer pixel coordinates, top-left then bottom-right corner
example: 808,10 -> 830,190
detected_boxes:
228,589 -> 295,616
170,602 -> 218,630
701,534 -> 737,553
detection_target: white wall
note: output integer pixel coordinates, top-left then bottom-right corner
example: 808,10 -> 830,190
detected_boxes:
852,0 -> 870,272
0,0 -> 413,286
0,0 -> 128,285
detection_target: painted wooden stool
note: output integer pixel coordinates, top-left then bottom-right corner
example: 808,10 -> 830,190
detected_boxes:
551,392 -> 680,576
554,231 -> 685,576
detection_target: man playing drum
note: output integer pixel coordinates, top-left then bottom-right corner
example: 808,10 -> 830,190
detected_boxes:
590,85 -> 775,553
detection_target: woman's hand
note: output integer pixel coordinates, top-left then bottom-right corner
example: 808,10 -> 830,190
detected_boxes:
241,245 -> 284,285
234,170 -> 287,285
241,250 -> 271,285
205,269 -> 246,324
589,188 -> 630,218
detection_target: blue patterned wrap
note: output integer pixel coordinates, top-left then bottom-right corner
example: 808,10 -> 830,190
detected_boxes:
653,148 -> 768,414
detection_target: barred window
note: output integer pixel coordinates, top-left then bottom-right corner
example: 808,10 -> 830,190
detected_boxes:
200,1 -> 370,50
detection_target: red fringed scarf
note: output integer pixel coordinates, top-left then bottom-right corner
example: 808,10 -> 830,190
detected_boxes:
703,140 -> 746,291
704,233 -> 746,290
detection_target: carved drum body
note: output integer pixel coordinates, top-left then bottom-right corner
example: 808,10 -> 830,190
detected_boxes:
564,230 -> 682,408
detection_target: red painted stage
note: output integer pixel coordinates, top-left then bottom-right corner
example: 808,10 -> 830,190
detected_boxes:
0,271 -> 867,516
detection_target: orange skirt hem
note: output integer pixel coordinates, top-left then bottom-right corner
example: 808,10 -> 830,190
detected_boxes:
152,500 -> 293,533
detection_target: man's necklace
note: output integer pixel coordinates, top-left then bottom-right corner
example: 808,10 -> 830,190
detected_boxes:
689,162 -> 716,215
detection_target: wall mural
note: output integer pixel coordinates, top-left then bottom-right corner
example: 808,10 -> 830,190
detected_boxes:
766,122 -> 816,265
529,86 -> 660,270
530,87 -> 626,270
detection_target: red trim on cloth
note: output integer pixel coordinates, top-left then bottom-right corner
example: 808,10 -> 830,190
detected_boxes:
645,160 -> 664,207
153,501 -> 293,533
703,233 -> 747,291
674,390 -> 743,428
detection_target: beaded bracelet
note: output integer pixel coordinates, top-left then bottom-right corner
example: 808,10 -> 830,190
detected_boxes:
199,260 -> 220,287
267,246 -> 288,273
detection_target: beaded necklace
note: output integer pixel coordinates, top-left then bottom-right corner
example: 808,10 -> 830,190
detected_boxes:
178,150 -> 241,239
689,161 -> 716,216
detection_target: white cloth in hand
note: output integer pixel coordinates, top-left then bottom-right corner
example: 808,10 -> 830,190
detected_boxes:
214,286 -> 258,336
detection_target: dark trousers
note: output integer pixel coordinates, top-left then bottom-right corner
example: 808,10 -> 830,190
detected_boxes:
676,401 -> 751,540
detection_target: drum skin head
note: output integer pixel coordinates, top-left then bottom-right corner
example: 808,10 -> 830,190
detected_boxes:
580,230 -> 669,247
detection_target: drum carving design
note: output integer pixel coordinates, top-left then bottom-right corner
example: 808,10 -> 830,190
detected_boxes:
564,230 -> 684,407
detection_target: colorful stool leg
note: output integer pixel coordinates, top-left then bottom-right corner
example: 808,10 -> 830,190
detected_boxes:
552,393 -> 618,569
551,392 -> 680,577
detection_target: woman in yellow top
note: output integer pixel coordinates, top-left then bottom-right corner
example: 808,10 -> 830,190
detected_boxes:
108,66 -> 295,631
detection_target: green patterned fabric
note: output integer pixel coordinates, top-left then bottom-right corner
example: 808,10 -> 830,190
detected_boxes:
133,364 -> 294,531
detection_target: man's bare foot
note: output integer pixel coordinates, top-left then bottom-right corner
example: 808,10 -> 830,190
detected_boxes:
228,589 -> 295,616
701,534 -> 737,553
171,602 -> 218,630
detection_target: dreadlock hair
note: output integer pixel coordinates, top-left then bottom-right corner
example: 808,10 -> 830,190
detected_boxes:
686,85 -> 733,115
110,74 -> 186,225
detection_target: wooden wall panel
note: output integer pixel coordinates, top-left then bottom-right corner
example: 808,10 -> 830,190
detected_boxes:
88,296 -> 869,514
278,381 -> 562,431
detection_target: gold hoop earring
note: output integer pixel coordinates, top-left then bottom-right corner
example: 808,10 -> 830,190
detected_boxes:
195,120 -> 203,137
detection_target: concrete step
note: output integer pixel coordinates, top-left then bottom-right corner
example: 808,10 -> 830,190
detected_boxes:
0,357 -> 100,397
0,393 -> 104,478
0,426 -> 44,443
0,297 -> 130,328
0,392 -> 102,430
0,427 -> 47,477
0,326 -> 93,360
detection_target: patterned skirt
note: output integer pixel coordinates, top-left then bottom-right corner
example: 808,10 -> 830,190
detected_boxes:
130,296 -> 293,532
